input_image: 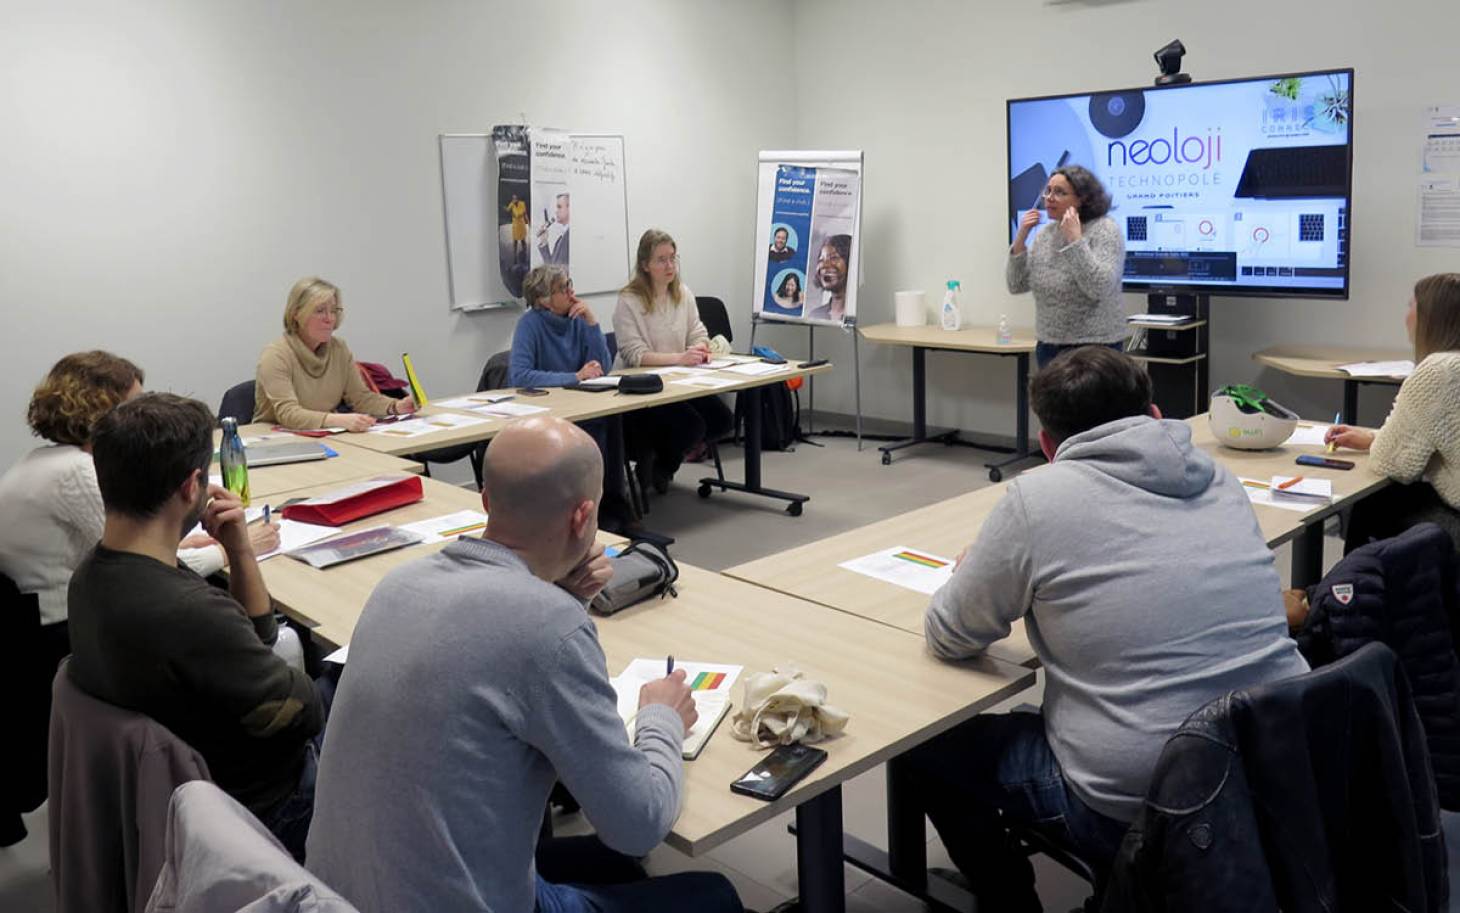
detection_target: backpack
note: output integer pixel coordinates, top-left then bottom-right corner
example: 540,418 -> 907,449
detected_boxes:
735,383 -> 800,452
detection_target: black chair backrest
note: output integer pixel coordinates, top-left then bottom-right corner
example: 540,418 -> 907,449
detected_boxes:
482,351 -> 512,392
696,296 -> 733,344
605,332 -> 617,362
218,381 -> 255,426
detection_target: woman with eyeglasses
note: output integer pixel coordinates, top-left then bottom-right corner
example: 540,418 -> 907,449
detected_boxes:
1007,165 -> 1126,369
254,277 -> 414,431
612,229 -> 733,495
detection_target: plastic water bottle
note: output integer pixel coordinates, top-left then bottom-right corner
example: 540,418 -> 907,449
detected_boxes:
996,314 -> 1013,346
219,417 -> 251,507
940,280 -> 962,331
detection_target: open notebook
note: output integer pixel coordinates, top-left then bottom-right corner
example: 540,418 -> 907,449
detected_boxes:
611,660 -> 742,760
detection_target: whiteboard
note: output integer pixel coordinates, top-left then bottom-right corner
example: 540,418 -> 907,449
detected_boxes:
438,132 -> 630,311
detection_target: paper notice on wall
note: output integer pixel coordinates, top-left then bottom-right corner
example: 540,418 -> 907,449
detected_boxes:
1418,178 -> 1460,247
1419,106 -> 1460,247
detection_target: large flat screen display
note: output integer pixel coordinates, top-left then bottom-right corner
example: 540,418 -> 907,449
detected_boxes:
1007,69 -> 1353,298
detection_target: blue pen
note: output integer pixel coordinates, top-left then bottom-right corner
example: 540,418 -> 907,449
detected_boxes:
667,655 -> 674,676
263,504 -> 271,525
1326,411 -> 1341,453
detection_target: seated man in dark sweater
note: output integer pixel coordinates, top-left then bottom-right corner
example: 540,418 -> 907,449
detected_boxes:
67,392 -> 323,859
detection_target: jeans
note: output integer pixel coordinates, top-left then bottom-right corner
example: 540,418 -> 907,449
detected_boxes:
904,711 -> 1130,913
256,740 -> 318,862
1035,341 -> 1125,370
533,835 -> 742,913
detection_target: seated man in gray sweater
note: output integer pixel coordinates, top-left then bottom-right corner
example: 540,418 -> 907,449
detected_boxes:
306,417 -> 741,913
914,347 -> 1308,912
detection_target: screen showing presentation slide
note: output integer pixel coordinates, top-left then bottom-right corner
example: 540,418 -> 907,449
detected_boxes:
1007,69 -> 1353,298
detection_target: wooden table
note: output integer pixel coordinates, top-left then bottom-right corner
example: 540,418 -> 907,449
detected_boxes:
338,362 -> 833,516
724,486 -> 1038,667
858,323 -> 1039,482
1187,414 -> 1389,586
214,425 -> 422,500
1252,345 -> 1409,425
725,414 -> 1391,670
596,566 -> 1034,912
247,478 -> 1034,913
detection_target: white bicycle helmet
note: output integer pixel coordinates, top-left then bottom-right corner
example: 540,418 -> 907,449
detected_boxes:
1209,385 -> 1299,450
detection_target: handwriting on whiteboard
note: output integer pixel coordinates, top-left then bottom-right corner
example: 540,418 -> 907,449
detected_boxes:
573,142 -> 620,184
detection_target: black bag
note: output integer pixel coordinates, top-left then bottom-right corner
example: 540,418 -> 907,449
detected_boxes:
735,382 -> 799,452
618,374 -> 664,395
588,540 -> 679,616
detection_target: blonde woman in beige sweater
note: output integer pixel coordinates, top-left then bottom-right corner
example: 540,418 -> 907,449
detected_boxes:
254,278 -> 414,431
612,230 -> 733,494
1326,272 -> 1460,551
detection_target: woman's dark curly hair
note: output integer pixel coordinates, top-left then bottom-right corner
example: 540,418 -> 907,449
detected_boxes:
27,351 -> 144,446
1053,164 -> 1112,221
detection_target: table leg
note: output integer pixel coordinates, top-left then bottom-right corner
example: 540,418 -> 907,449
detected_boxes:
984,352 -> 1040,482
795,787 -> 846,913
1342,381 -> 1359,426
885,756 -> 927,892
1290,524 -> 1325,588
697,385 -> 811,515
878,347 -> 958,465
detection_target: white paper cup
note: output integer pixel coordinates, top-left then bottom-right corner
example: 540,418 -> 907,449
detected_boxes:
894,290 -> 926,327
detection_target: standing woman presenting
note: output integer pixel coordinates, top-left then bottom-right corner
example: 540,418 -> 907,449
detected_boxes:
1007,165 -> 1126,369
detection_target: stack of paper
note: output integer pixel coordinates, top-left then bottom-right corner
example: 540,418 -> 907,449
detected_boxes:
612,659 -> 742,760
474,402 -> 550,418
1239,479 -> 1317,514
576,376 -> 621,388
1337,360 -> 1414,378
1127,313 -> 1193,324
1270,476 -> 1333,505
671,375 -> 739,390
398,510 -> 488,545
435,392 -> 517,409
723,362 -> 791,377
1285,424 -> 1332,448
366,413 -> 493,438
257,519 -> 341,560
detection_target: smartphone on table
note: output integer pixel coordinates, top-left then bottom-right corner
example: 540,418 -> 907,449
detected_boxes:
516,387 -> 550,397
729,743 -> 828,801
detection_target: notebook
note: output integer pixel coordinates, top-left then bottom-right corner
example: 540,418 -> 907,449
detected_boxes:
246,441 -> 331,467
611,659 -> 742,760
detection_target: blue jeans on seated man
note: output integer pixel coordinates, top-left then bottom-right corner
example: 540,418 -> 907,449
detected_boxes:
533,835 -> 743,913
904,711 -> 1130,913
1035,341 -> 1125,370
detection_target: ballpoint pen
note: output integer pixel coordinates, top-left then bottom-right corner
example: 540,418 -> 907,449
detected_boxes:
1326,411 -> 1341,453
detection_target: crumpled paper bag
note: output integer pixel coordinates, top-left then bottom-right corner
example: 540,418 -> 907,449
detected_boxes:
730,668 -> 849,748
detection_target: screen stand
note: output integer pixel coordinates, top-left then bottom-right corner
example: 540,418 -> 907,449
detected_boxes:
1140,293 -> 1210,419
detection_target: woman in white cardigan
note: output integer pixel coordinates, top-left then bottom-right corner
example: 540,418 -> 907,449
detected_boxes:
0,352 -> 280,639
1326,273 -> 1460,551
612,229 -> 733,494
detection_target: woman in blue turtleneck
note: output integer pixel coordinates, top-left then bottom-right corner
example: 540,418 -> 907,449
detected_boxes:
507,265 -> 633,531
509,265 -> 612,387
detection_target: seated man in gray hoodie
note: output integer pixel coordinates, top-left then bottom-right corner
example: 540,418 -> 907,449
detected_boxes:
306,416 -> 742,913
914,346 -> 1308,912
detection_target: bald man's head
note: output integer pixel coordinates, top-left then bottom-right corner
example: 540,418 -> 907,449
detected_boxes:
482,417 -> 603,538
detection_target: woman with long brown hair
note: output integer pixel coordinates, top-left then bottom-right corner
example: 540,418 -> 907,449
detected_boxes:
1327,272 -> 1460,550
611,229 -> 733,495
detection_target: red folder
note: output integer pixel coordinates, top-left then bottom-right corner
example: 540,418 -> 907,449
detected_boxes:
279,474 -> 423,526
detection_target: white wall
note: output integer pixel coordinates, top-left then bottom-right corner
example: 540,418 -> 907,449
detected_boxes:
769,0 -> 1460,437
0,0 -> 793,466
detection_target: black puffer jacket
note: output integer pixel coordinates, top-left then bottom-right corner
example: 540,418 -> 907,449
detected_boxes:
1296,522 -> 1460,808
1102,642 -> 1446,913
